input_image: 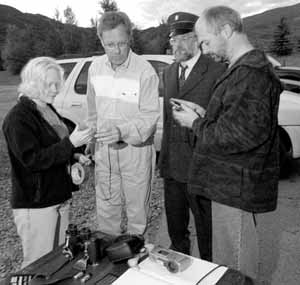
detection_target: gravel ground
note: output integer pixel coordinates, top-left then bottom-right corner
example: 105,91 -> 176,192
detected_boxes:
0,77 -> 165,281
0,163 -> 164,280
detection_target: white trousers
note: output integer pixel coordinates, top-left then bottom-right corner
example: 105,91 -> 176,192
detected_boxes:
95,143 -> 155,235
13,201 -> 70,268
212,201 -> 259,280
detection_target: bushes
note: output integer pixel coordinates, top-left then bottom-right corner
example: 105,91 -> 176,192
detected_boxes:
2,23 -> 101,74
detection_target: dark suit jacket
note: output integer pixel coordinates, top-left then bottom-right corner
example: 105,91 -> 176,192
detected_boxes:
159,54 -> 226,182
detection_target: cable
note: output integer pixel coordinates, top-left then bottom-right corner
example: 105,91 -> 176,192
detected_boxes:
100,144 -> 122,206
196,264 -> 225,284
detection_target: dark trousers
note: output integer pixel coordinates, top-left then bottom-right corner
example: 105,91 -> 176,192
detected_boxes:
164,178 -> 212,261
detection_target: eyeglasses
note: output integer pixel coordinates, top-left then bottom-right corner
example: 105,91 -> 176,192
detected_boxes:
169,34 -> 196,45
102,41 -> 129,50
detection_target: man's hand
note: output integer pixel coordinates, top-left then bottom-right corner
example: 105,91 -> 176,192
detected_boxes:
170,98 -> 206,117
170,98 -> 206,128
95,126 -> 121,145
172,104 -> 200,128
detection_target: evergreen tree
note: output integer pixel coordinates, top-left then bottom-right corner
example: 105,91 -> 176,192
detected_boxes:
270,17 -> 293,57
99,0 -> 118,13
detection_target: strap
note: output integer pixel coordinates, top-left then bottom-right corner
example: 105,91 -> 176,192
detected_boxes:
53,205 -> 62,249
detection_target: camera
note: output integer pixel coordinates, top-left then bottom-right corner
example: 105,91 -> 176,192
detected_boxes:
105,234 -> 145,263
63,224 -> 113,264
149,245 -> 193,273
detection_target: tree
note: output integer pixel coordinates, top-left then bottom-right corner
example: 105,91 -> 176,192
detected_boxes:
99,0 -> 118,13
131,28 -> 142,54
2,25 -> 36,74
270,17 -> 293,57
64,6 -> 77,25
90,17 -> 98,28
54,8 -> 62,22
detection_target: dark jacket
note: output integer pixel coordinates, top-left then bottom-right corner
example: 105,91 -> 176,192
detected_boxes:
159,54 -> 226,182
189,50 -> 282,213
2,96 -> 77,209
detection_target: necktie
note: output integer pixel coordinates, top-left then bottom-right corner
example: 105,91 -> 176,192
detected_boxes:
179,64 -> 188,89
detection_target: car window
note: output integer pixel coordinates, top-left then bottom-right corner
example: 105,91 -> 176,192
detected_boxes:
281,79 -> 300,94
74,61 -> 92,95
59,62 -> 76,80
148,60 -> 170,97
275,70 -> 300,81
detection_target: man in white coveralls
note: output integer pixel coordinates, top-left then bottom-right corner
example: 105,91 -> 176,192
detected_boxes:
86,11 -> 160,235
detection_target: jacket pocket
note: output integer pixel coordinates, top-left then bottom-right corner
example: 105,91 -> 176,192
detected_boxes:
208,158 -> 242,198
189,154 -> 242,199
241,167 -> 279,206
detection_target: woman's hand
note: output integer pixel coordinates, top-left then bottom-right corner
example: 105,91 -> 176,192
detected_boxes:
69,126 -> 95,148
73,153 -> 92,165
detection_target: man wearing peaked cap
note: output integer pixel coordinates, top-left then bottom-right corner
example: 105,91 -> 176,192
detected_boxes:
158,11 -> 226,260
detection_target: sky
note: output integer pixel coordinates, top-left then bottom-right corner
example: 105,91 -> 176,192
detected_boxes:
1,0 -> 300,29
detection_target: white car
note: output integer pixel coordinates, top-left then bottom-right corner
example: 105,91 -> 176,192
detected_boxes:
54,55 -> 300,176
54,54 -> 174,152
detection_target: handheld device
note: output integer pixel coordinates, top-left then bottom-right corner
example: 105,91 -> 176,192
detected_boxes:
169,99 -> 183,111
149,245 -> 192,273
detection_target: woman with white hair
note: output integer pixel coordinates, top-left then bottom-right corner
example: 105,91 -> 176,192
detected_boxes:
2,56 -> 94,268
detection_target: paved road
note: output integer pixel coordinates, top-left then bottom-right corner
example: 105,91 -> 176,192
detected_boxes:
155,162 -> 300,285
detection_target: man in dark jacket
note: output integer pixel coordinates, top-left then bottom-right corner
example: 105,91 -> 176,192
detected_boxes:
158,12 -> 225,260
172,6 -> 282,280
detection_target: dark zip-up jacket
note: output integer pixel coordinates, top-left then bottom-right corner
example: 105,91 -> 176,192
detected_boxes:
189,50 -> 282,213
2,96 -> 76,208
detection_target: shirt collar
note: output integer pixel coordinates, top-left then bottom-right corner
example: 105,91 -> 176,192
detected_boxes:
180,50 -> 201,70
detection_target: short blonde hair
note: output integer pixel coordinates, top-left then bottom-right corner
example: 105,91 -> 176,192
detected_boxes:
18,57 -> 64,99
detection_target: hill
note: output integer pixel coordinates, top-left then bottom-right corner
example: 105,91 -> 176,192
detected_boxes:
0,4 -> 90,50
244,3 -> 300,52
0,2 -> 300,68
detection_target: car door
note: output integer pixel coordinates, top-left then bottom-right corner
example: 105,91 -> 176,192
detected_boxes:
59,60 -> 92,125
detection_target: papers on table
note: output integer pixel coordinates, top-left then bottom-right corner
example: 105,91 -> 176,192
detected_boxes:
113,256 -> 227,285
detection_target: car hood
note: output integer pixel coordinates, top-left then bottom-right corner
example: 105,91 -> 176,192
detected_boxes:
279,90 -> 300,126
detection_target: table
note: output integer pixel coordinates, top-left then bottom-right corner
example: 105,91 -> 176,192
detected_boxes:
1,240 -> 253,285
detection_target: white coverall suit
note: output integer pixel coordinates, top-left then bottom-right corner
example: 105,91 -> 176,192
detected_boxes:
87,51 -> 160,235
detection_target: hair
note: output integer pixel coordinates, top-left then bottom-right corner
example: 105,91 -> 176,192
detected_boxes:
18,57 -> 64,99
97,11 -> 132,39
202,6 -> 243,34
